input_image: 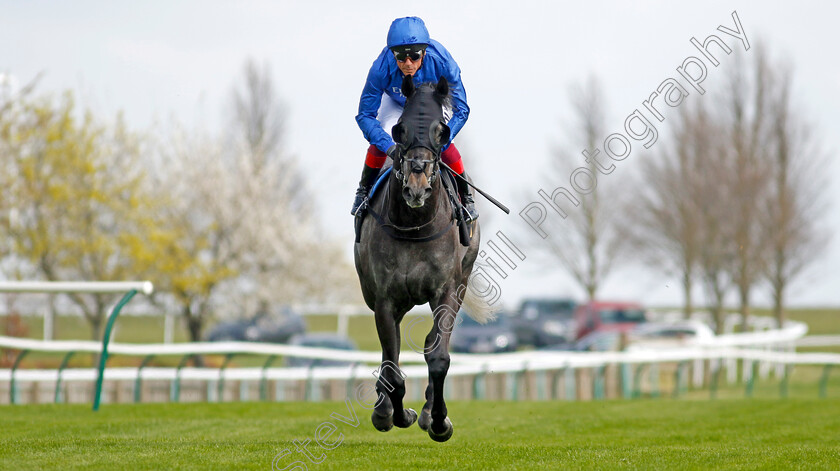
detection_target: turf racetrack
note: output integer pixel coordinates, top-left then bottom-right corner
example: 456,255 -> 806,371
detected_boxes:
1,400 -> 838,470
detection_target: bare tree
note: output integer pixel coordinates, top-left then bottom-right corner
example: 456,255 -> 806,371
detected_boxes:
632,44 -> 830,331
224,59 -> 356,315
533,77 -> 625,301
633,99 -> 734,331
760,61 -> 828,326
227,58 -> 309,213
151,59 -> 359,345
694,115 -> 737,334
631,104 -> 705,318
230,59 -> 284,172
718,49 -> 775,329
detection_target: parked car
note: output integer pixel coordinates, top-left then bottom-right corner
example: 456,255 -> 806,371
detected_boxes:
541,329 -> 625,352
450,311 -> 518,353
628,320 -> 715,349
544,320 -> 714,352
511,298 -> 577,347
206,305 -> 305,343
285,333 -> 358,367
574,301 -> 647,340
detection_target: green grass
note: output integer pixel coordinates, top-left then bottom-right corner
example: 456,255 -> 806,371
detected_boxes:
0,399 -> 838,470
782,308 -> 840,335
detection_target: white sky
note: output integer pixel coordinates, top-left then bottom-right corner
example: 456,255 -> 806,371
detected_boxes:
2,0 -> 839,309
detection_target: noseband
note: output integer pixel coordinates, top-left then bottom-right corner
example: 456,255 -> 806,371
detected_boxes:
393,146 -> 440,187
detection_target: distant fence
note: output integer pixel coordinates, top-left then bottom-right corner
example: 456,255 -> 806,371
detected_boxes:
795,335 -> 840,348
3,319 -> 838,406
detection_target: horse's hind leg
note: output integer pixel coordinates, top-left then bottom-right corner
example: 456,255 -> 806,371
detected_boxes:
372,302 -> 417,432
419,291 -> 460,442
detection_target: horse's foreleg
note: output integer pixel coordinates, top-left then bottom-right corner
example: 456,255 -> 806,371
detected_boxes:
372,302 -> 417,431
420,292 -> 460,442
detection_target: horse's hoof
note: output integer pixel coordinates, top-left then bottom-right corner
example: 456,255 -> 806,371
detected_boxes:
371,411 -> 394,432
394,408 -> 418,428
428,417 -> 453,442
417,408 -> 431,431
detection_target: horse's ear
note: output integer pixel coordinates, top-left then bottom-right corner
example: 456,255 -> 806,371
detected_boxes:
401,75 -> 415,98
435,76 -> 449,97
430,120 -> 451,150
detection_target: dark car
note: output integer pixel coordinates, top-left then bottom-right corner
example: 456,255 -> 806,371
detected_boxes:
285,333 -> 358,367
511,298 -> 578,347
450,311 -> 518,353
206,305 -> 305,343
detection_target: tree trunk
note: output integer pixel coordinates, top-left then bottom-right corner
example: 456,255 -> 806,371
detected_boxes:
711,302 -> 724,335
706,272 -> 727,335
772,280 -> 785,327
738,284 -> 751,333
185,311 -> 205,367
586,284 -> 596,303
682,269 -> 693,319
90,315 -> 103,341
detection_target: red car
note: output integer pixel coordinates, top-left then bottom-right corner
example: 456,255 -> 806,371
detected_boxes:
574,301 -> 647,340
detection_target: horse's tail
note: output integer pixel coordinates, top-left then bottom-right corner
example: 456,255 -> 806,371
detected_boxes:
460,280 -> 500,324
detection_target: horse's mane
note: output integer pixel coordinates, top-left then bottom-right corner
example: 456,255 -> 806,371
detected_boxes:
414,82 -> 453,119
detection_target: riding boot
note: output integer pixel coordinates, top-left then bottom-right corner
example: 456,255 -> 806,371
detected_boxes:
456,171 -> 479,223
351,165 -> 381,216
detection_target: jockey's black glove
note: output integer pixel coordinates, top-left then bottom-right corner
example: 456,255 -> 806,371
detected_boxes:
386,144 -> 399,160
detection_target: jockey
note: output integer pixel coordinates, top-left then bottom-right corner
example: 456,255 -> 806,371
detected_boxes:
352,16 -> 477,222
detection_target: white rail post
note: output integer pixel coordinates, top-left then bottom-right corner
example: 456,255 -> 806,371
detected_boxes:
43,307 -> 54,341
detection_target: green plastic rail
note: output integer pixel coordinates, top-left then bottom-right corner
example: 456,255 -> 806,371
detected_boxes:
744,360 -> 759,398
133,355 -> 156,403
260,355 -> 277,401
93,289 -> 139,411
171,354 -> 194,402
673,361 -> 688,398
780,365 -> 792,399
54,351 -> 76,403
217,353 -> 236,401
10,350 -> 30,405
632,363 -> 647,398
819,365 -> 832,398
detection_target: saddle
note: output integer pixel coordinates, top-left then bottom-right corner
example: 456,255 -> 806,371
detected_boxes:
354,166 -> 472,246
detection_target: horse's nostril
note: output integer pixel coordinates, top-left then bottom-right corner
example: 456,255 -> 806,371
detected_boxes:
403,187 -> 411,199
424,187 -> 432,197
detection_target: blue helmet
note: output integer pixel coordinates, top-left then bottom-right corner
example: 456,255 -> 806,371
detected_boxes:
386,17 -> 430,49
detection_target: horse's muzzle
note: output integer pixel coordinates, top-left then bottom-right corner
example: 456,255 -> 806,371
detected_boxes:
403,184 -> 432,208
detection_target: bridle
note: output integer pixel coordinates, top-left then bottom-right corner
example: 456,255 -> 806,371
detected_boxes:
364,131 -> 452,242
392,138 -> 442,188
366,154 -> 453,242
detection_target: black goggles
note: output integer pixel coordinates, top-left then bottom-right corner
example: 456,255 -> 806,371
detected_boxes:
393,49 -> 425,62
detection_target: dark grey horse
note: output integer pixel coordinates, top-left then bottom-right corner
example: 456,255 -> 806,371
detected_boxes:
354,75 -> 490,442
